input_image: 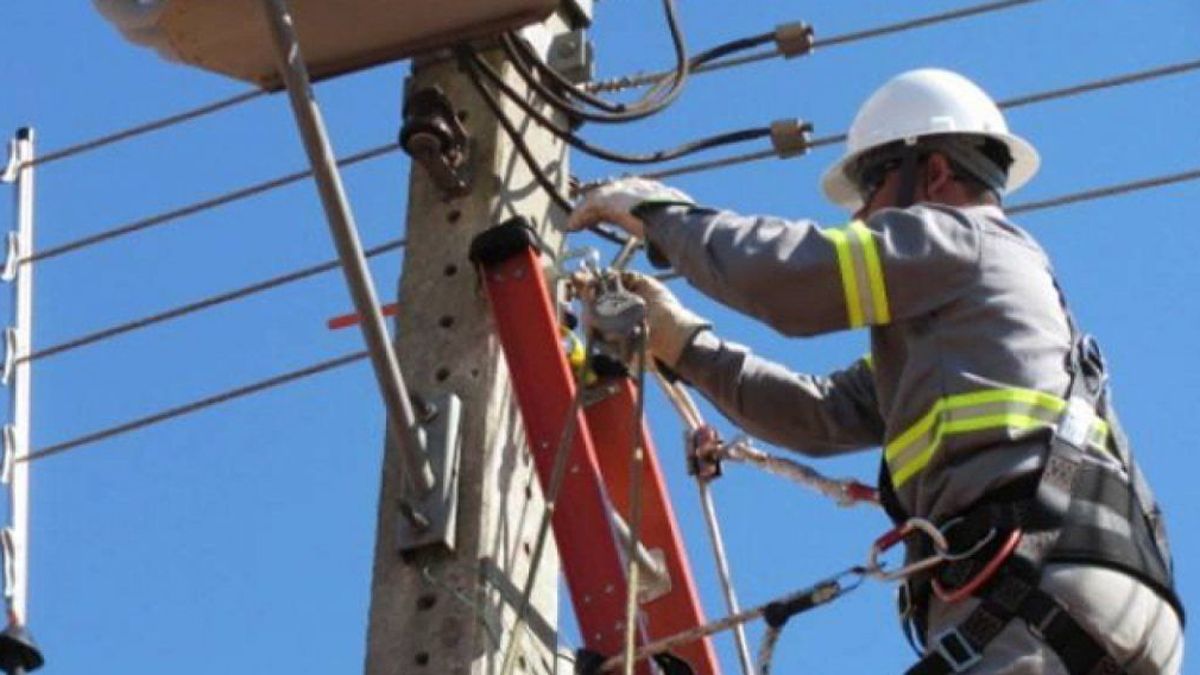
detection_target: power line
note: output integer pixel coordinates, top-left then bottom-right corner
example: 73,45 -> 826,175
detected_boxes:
636,58 -> 1200,182
27,143 -> 400,263
30,90 -> 266,168
1009,167 -> 1200,215
20,166 -> 1200,463
23,238 -> 407,363
586,0 -> 1045,93
22,350 -> 369,463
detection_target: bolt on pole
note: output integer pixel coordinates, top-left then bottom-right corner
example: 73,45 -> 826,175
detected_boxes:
257,0 -> 436,500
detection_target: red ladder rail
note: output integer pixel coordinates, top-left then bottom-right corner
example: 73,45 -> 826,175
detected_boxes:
586,378 -> 721,674
470,220 -> 647,670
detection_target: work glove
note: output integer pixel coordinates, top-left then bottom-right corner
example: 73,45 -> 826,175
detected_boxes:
567,177 -> 695,239
620,271 -> 710,369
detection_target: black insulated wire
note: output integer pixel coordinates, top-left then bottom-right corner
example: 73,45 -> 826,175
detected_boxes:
633,58 -> 1200,183
502,0 -> 690,124
468,49 -> 772,165
457,49 -> 627,245
586,0 -> 1046,93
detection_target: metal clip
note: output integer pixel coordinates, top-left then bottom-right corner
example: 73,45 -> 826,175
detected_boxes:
1,138 -> 19,184
1,425 -> 15,485
1,528 -> 15,603
866,518 -> 949,581
1,233 -> 20,282
770,118 -> 814,159
774,22 -> 815,58
686,425 -> 723,481
2,328 -> 17,386
548,29 -> 596,85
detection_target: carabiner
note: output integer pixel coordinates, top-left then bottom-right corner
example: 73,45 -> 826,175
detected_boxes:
867,518 -> 949,582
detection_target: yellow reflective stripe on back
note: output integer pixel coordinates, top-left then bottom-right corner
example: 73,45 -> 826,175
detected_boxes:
850,221 -> 891,324
823,227 -> 864,327
885,388 -> 1081,488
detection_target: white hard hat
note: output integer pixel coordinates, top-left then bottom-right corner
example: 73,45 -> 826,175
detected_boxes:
820,68 -> 1040,211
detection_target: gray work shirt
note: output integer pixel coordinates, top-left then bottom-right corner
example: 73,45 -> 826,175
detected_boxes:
644,202 -> 1105,522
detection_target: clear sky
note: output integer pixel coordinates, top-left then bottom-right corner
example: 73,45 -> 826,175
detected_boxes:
2,1 -> 1198,673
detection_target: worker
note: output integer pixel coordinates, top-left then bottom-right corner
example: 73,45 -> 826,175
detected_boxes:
568,69 -> 1184,674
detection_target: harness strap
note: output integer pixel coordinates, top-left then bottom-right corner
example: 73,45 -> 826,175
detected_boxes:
906,569 -> 1127,675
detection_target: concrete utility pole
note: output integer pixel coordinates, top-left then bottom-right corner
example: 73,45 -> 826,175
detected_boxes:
366,14 -> 582,675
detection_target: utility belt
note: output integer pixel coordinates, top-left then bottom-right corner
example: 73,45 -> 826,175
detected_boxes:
882,335 -> 1183,674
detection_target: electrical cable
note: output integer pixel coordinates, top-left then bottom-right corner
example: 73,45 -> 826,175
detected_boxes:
586,0 -> 1045,94
501,0 -> 690,124
501,25 -> 773,124
25,143 -> 401,264
468,48 -> 772,166
28,90 -> 266,168
20,350 -> 369,463
631,58 -> 1200,182
457,48 -> 627,245
21,238 -> 407,363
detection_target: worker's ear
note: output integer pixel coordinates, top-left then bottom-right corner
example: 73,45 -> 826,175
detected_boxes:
923,153 -> 955,200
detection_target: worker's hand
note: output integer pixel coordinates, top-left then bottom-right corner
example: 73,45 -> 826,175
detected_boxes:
567,177 -> 694,239
620,271 -> 710,368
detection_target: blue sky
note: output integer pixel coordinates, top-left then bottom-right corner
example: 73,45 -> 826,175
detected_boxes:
2,1 -> 1198,673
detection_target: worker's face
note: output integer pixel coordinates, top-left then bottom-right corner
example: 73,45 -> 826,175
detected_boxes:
852,153 -> 955,221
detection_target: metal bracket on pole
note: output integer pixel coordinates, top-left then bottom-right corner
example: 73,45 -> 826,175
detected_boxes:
399,86 -> 471,198
547,30 -> 595,85
0,127 -> 44,674
258,0 -> 457,549
396,393 -> 462,552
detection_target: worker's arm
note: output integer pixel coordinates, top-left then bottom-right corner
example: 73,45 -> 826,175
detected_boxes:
640,203 -> 982,336
676,333 -> 884,456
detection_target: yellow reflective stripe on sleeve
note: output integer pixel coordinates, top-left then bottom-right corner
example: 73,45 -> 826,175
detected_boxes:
884,388 -> 1111,489
823,228 -> 864,327
850,221 -> 891,324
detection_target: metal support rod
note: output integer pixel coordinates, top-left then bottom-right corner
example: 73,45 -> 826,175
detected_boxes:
654,373 -> 756,675
2,129 -> 35,627
608,510 -> 668,587
258,0 -> 435,497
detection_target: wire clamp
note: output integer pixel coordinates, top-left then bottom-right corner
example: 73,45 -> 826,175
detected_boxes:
399,86 -> 471,198
1,234 -> 18,284
0,139 -> 18,185
548,30 -> 596,85
769,118 -> 814,159
774,22 -> 815,58
686,425 -> 723,481
1,329 -> 17,387
0,426 -> 13,485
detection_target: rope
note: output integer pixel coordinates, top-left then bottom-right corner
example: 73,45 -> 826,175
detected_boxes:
22,238 -> 406,363
20,350 -> 368,463
25,143 -> 400,263
498,341 -> 592,675
620,331 -> 650,675
29,91 -> 266,168
586,0 -> 1045,93
631,57 -> 1200,182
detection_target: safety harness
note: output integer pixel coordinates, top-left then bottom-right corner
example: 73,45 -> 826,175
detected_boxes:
877,329 -> 1183,674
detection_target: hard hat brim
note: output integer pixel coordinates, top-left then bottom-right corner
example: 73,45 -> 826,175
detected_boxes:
820,131 -> 1040,212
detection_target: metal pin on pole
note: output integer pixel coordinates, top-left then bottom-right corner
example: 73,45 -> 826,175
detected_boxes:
256,1 -> 437,511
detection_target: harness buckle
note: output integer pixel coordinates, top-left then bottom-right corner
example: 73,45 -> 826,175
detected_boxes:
930,626 -> 983,673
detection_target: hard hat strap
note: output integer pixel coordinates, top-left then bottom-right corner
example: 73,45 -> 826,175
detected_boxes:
894,145 -> 922,209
